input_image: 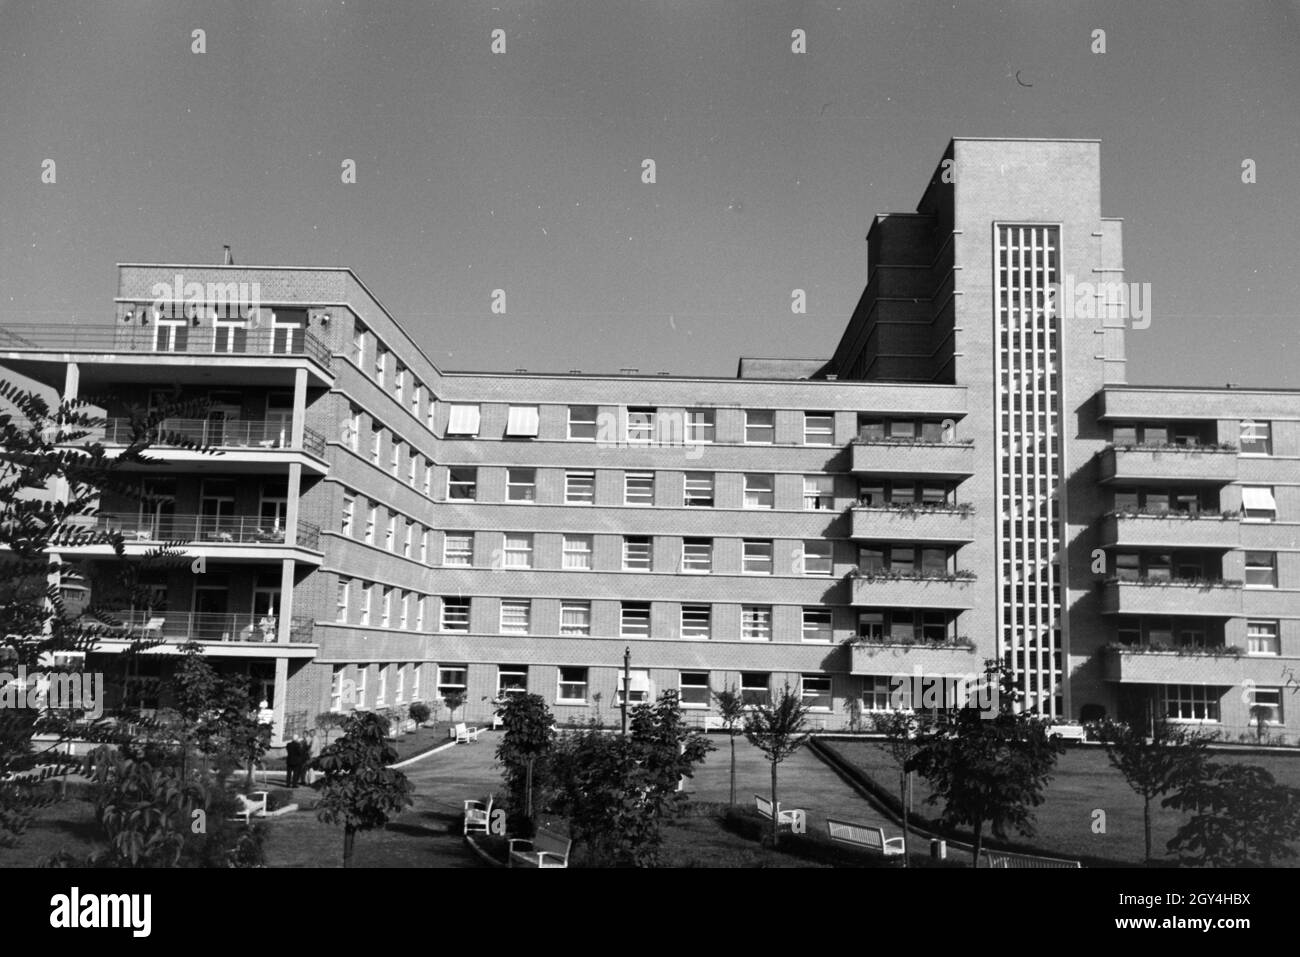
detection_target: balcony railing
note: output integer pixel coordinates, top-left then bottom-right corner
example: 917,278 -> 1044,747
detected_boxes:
93,610 -> 315,644
1097,444 -> 1239,484
852,439 -> 975,477
68,513 -> 322,551
96,417 -> 327,459
0,323 -> 333,370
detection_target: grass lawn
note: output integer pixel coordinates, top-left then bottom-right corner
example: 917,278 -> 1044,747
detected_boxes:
823,740 -> 1300,866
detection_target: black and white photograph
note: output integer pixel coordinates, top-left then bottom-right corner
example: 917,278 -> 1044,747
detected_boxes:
0,0 -> 1295,938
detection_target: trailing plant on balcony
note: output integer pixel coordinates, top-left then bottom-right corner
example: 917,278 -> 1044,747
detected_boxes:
854,501 -> 975,517
1104,441 -> 1238,454
1103,641 -> 1244,658
854,436 -> 975,447
848,633 -> 977,651
1107,506 -> 1241,521
848,567 -> 977,583
1102,575 -> 1242,589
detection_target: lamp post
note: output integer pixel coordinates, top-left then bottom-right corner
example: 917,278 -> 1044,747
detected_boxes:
621,646 -> 631,737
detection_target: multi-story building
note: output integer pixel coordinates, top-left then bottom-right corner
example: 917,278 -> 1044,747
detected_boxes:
2,137 -> 1297,746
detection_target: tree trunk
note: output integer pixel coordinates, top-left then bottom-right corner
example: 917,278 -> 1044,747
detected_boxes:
1143,795 -> 1152,866
343,825 -> 356,868
971,820 -> 983,868
900,768 -> 909,867
525,757 -> 534,825
729,732 -> 737,806
770,759 -> 780,849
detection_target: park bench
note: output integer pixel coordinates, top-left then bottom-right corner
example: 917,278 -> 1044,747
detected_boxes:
1049,723 -> 1088,743
754,794 -> 803,828
826,818 -> 906,857
452,722 -> 483,743
230,791 -> 269,824
983,849 -> 1081,868
463,794 -> 494,835
508,829 -> 572,868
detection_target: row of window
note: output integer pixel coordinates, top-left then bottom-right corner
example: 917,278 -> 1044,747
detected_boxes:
329,661 -> 423,711
335,579 -> 431,630
339,491 -> 432,561
1112,550 -> 1281,587
1113,486 -> 1281,521
344,409 -> 437,493
352,323 -> 438,430
1116,617 -> 1282,655
1112,420 -> 1276,455
1161,684 -> 1285,724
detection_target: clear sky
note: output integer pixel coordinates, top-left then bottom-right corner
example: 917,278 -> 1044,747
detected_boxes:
1,0 -> 1297,384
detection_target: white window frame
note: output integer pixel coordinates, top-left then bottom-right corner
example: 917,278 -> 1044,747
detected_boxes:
801,674 -> 832,711
625,471 -> 655,506
500,600 -> 531,635
679,671 -> 710,708
743,540 -> 774,575
1241,486 -> 1277,522
681,538 -> 713,574
801,540 -> 833,577
557,667 -> 589,704
680,604 -> 711,639
562,534 -> 593,570
507,468 -> 537,503
745,410 -> 775,445
503,533 -> 534,569
802,607 -> 833,643
560,601 -> 591,636
441,597 -> 470,632
621,602 -> 651,638
684,472 -> 714,507
686,409 -> 715,443
623,536 -> 651,571
741,605 -> 772,641
627,407 -> 657,443
444,533 -> 473,567
335,577 -> 350,623
568,405 -> 598,441
804,475 -> 834,510
565,470 -> 595,504
744,473 -> 774,509
1247,619 -> 1280,656
804,413 -> 834,446
447,467 -> 477,501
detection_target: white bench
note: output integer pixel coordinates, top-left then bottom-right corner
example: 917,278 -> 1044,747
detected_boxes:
508,829 -> 571,868
1049,724 -> 1088,743
827,818 -> 905,857
452,722 -> 483,744
230,791 -> 269,824
463,795 -> 494,835
983,849 -> 1081,868
754,794 -> 803,828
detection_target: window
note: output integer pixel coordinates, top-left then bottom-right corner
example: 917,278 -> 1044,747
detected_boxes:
804,475 -> 834,510
504,534 -> 534,569
801,675 -> 832,711
505,405 -> 540,438
441,598 -> 469,632
557,667 -> 588,703
351,323 -> 368,364
416,596 -> 426,631
681,604 -> 711,638
560,601 -> 591,636
745,410 -> 775,444
623,536 -> 651,571
393,365 -> 406,405
1162,685 -> 1220,722
444,533 -> 472,566
335,577 -> 350,623
858,418 -> 886,441
1241,486 -> 1277,522
568,405 -> 597,440
742,606 -> 772,641
500,600 -> 531,635
1247,620 -> 1280,656
411,383 -> 423,417
617,669 -> 652,706
686,409 -> 715,443
341,493 -> 356,536
437,666 -> 467,700
395,664 -> 405,704
507,468 -> 536,502
741,672 -> 770,706
360,583 -> 373,625
421,529 -> 431,563
424,463 -> 434,496
408,452 -> 420,487
498,666 -> 528,698
625,471 -> 654,505
411,663 -> 421,700
684,472 -> 714,507
565,471 -> 595,504
744,474 -> 774,509
681,538 -> 712,573
370,425 -> 383,465
374,345 -> 388,388
384,513 -> 396,551
1240,420 -> 1272,455
743,540 -> 773,575
680,672 -> 710,707
447,404 -> 481,436
562,534 -> 593,570
864,676 -> 901,712
426,399 -> 436,431
353,666 -> 368,710
448,467 -> 477,501
804,413 -> 834,446
404,522 -> 415,558
801,541 -> 833,577
346,407 -> 361,452
802,608 -> 832,643
380,587 -> 394,627
399,591 -> 411,629
330,666 -> 347,712
888,420 -> 916,441
1245,551 -> 1277,587
627,407 -> 657,443
390,439 -> 402,476
621,602 -> 651,637
364,502 -> 378,545
1251,688 -> 1284,725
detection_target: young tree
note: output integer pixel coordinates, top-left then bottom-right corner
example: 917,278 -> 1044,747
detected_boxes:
443,690 -> 467,725
877,709 -> 923,866
743,685 -> 810,848
1095,717 -> 1212,866
1163,761 -> 1300,866
170,642 -> 269,788
495,692 -> 555,832
311,710 -> 414,868
909,667 -> 1065,867
408,701 -> 432,728
711,685 -> 746,806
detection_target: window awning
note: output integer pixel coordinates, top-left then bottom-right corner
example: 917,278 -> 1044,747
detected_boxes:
619,670 -> 652,694
505,405 -> 540,437
446,404 -> 481,436
1242,487 -> 1276,510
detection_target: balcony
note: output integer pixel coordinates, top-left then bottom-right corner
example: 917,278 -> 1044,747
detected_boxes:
850,572 -> 977,609
849,638 -> 981,676
95,417 -> 327,461
1101,645 -> 1294,686
1099,511 -> 1240,550
851,505 -> 976,543
852,439 -> 975,478
0,323 -> 333,371
84,611 -> 317,655
1097,445 -> 1238,485
1100,578 -> 1242,617
63,513 -> 322,552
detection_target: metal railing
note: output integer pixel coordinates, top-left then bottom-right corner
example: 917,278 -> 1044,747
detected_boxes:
0,323 -> 333,370
70,513 -> 322,550
94,610 -> 314,644
96,417 -> 327,458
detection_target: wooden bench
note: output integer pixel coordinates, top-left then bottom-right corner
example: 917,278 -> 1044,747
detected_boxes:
1049,724 -> 1088,743
983,849 -> 1081,869
827,818 -> 905,857
452,722 -> 483,744
508,829 -> 572,868
463,794 -> 494,835
754,794 -> 803,829
230,791 -> 269,824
